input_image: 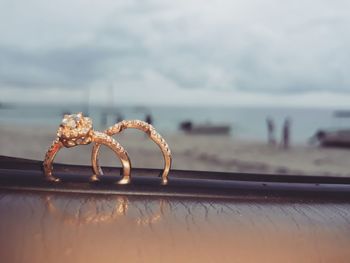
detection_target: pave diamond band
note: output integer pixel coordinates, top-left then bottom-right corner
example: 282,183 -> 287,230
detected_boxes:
43,113 -> 172,185
43,113 -> 131,184
92,120 -> 172,185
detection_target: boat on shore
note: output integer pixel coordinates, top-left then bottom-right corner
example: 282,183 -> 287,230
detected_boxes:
333,110 -> 350,118
311,129 -> 350,148
179,121 -> 231,135
0,102 -> 14,109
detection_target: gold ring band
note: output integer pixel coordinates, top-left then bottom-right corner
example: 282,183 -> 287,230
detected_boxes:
43,113 -> 131,184
91,120 -> 172,185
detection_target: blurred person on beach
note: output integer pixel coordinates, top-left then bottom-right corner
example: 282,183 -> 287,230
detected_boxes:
282,118 -> 291,149
143,114 -> 153,139
101,112 -> 108,126
145,114 -> 153,125
266,117 -> 276,145
116,113 -> 124,123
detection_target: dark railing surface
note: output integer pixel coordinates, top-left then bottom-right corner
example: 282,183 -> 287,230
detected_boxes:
1,155 -> 350,263
1,155 -> 350,201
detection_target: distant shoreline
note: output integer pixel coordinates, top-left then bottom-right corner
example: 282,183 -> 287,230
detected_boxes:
1,124 -> 350,178
1,105 -> 347,144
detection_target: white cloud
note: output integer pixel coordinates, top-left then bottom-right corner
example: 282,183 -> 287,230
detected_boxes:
0,0 -> 350,107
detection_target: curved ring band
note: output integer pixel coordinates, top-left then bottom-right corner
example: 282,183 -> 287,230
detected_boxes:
92,120 -> 172,185
43,113 -> 131,184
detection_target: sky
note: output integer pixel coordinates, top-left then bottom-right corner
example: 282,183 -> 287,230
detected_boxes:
1,0 -> 350,107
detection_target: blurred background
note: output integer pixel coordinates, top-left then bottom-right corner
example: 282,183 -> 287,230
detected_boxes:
1,0 -> 350,176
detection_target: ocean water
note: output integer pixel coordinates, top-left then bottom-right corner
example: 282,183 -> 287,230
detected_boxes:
0,104 -> 349,143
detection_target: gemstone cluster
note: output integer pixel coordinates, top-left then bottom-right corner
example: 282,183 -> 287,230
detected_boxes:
57,113 -> 93,147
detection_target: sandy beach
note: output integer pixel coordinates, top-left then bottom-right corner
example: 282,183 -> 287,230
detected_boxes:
1,124 -> 350,177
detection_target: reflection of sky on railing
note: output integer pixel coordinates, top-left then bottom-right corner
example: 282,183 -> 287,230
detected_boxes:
1,0 -> 350,107
0,191 -> 350,262
44,195 -> 168,227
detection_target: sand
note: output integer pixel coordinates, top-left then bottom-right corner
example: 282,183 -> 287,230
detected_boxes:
1,124 -> 350,177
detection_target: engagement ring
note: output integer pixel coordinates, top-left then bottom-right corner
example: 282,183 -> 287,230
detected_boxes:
43,113 -> 131,184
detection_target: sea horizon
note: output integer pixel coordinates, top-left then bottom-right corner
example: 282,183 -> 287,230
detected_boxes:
1,103 -> 350,144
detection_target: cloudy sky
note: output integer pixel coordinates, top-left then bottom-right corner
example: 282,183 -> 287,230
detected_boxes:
1,0 -> 350,107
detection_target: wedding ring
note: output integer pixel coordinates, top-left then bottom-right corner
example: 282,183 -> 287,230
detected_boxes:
43,113 -> 131,184
91,120 -> 172,185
